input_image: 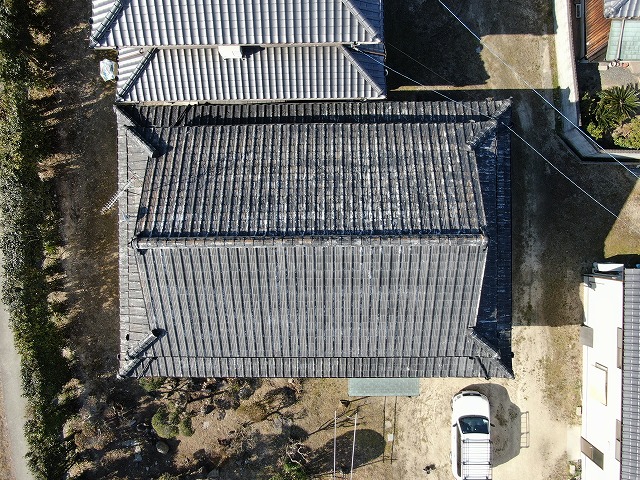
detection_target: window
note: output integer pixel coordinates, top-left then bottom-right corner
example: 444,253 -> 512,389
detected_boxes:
588,363 -> 608,405
618,328 -> 623,369
459,416 -> 490,434
616,420 -> 622,461
456,428 -> 461,477
581,325 -> 594,347
581,437 -> 604,469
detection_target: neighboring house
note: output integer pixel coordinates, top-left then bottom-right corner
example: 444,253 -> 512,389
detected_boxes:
90,0 -> 386,102
581,264 -> 640,479
583,0 -> 640,61
115,100 -> 514,379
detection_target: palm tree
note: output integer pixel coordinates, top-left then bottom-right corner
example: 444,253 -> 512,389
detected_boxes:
595,85 -> 640,129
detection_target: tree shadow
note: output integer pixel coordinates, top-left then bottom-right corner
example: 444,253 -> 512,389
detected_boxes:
305,429 -> 386,475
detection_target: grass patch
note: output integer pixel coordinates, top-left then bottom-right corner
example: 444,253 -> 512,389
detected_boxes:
539,326 -> 581,423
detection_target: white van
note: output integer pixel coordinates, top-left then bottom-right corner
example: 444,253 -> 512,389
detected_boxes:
450,390 -> 492,480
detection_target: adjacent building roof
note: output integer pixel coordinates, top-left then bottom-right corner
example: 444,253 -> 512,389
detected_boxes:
622,268 -> 640,479
605,0 -> 640,18
116,44 -> 386,103
586,0 -> 611,59
116,101 -> 513,379
91,0 -> 384,48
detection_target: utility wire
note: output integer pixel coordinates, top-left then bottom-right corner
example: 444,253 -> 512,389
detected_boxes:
438,0 -> 640,179
350,44 -> 623,222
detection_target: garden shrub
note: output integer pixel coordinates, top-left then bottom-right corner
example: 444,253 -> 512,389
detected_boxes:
152,407 -> 179,439
179,416 -> 194,437
613,116 -> 640,149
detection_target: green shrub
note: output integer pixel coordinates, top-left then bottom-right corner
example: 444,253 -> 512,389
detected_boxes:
595,85 -> 640,127
152,405 -> 194,438
139,377 -> 165,393
584,85 -> 640,142
179,416 -> 194,437
613,116 -> 640,149
586,121 -> 605,141
268,459 -> 309,480
0,1 -> 71,478
152,407 -> 179,439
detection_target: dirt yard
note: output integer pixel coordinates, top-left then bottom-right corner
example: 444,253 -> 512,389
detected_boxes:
23,0 -> 640,479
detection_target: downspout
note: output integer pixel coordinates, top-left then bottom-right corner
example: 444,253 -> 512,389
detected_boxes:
616,18 -> 626,61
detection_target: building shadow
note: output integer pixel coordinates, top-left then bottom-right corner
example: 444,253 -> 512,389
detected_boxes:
384,0 -> 557,88
388,87 -> 638,328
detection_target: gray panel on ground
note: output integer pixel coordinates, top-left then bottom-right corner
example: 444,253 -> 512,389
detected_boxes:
348,378 -> 420,396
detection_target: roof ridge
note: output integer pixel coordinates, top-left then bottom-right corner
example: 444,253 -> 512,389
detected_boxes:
466,119 -> 498,150
605,0 -> 631,17
339,0 -> 382,40
116,48 -> 158,101
90,0 -> 127,47
341,44 -> 385,96
134,233 -> 487,250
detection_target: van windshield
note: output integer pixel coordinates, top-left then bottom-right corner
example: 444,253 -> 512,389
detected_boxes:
459,416 -> 489,434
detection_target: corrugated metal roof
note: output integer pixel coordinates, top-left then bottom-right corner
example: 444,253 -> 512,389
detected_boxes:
605,0 -> 640,18
91,0 -> 383,47
348,378 -> 420,396
622,268 -> 640,479
586,0 -> 611,59
116,101 -> 513,379
116,44 -> 386,103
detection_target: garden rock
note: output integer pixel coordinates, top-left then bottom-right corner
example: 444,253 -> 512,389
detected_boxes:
156,441 -> 169,454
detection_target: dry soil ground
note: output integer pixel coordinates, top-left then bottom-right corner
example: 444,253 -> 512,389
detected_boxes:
3,0 -> 639,479
0,388 -> 12,480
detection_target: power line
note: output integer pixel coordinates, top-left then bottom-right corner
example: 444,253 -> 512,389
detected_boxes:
350,44 -> 623,223
438,0 -> 640,179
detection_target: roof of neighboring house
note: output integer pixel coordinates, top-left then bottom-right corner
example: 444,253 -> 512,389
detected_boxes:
115,101 -> 513,379
605,0 -> 640,18
586,0 -> 611,59
115,44 -> 386,103
622,268 -> 640,479
91,0 -> 383,48
606,19 -> 640,60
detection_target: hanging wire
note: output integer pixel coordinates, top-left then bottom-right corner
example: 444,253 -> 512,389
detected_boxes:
350,44 -> 625,224
438,0 -> 640,180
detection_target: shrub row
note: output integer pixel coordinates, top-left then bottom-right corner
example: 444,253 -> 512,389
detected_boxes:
0,1 -> 72,478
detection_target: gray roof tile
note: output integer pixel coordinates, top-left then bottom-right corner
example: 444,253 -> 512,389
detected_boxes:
135,122 -> 485,237
605,0 -> 640,18
116,44 -> 386,103
91,0 -> 383,47
117,101 -> 513,378
622,268 -> 640,479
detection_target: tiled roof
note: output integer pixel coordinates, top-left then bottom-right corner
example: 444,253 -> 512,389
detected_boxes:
116,101 -> 513,378
91,0 -> 383,48
605,0 -> 640,18
116,44 -> 386,103
135,124 -> 485,237
622,268 -> 640,479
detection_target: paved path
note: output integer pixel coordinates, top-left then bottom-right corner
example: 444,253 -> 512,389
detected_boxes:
0,256 -> 33,480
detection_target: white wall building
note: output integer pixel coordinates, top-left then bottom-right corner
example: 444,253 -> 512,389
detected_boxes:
581,264 -> 640,480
